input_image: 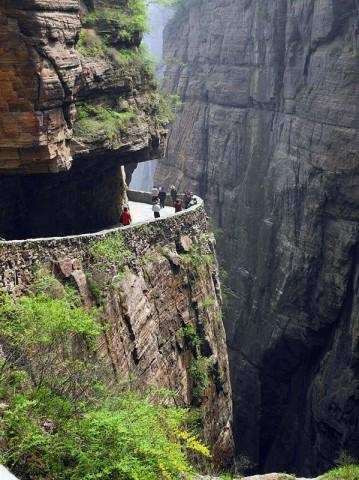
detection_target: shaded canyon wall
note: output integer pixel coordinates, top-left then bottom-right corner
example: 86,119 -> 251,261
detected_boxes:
155,0 -> 359,475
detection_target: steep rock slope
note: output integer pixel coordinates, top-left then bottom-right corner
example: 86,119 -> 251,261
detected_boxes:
155,0 -> 359,475
0,205 -> 234,469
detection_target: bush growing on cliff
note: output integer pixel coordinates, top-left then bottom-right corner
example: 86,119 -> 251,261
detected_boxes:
188,356 -> 213,403
322,465 -> 359,480
84,0 -> 148,41
0,290 -> 211,479
90,232 -> 133,269
77,29 -> 107,57
0,389 -> 209,480
75,103 -> 136,142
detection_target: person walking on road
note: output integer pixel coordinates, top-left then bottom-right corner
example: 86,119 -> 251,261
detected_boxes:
119,206 -> 132,226
170,185 -> 177,205
184,191 -> 192,209
151,186 -> 159,203
152,199 -> 161,219
174,199 -> 182,213
159,186 -> 167,208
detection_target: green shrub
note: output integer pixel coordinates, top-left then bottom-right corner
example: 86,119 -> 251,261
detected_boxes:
74,103 -> 136,142
322,465 -> 359,480
85,0 -> 148,41
201,296 -> 216,310
0,386 -> 210,479
76,29 -> 107,57
188,356 -> 212,402
181,243 -> 214,272
149,92 -> 182,126
112,44 -> 156,78
89,232 -> 133,268
181,324 -> 202,352
0,292 -> 100,350
0,290 -> 210,479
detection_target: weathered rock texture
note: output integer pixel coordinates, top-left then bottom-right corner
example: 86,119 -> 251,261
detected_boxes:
156,0 -> 359,475
0,0 -> 81,174
0,0 -> 166,239
0,202 -> 234,468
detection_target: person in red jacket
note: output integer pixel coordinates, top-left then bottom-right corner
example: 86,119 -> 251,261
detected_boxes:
174,199 -> 182,213
119,206 -> 132,226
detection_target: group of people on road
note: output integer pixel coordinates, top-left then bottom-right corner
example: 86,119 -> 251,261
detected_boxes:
118,185 -> 198,226
151,185 -> 197,219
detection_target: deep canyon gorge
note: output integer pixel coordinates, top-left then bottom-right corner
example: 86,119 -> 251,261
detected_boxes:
156,0 -> 359,476
0,0 -> 358,479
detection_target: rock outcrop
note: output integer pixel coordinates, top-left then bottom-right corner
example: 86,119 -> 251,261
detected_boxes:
0,201 -> 234,468
0,0 -> 166,239
0,0 -> 81,174
156,0 -> 359,475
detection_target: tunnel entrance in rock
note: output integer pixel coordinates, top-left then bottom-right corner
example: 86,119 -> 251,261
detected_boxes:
0,158 -> 128,241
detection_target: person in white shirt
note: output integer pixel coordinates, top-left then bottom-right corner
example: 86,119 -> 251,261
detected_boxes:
152,199 -> 161,219
151,186 -> 159,202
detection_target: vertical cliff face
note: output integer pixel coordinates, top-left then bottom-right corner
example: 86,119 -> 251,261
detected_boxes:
0,0 -> 166,239
0,0 -> 81,174
0,204 -> 234,469
155,0 -> 359,475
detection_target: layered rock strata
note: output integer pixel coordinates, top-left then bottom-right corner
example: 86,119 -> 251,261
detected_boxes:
0,0 -> 166,239
156,0 -> 359,475
0,0 -> 81,174
0,202 -> 234,468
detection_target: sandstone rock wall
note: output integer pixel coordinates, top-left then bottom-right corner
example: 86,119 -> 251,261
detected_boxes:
0,0 -> 166,239
0,202 -> 234,468
0,0 -> 81,173
155,0 -> 359,475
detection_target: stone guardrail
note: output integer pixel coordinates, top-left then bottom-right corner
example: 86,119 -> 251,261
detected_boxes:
0,190 -> 204,246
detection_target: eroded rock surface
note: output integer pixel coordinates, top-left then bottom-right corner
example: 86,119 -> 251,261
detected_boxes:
0,204 -> 234,468
156,0 -> 359,475
0,0 -> 81,173
0,0 -> 166,239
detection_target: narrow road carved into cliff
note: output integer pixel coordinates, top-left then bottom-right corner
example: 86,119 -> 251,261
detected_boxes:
128,201 -> 173,223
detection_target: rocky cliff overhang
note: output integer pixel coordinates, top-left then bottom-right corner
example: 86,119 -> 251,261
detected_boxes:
0,0 -> 166,174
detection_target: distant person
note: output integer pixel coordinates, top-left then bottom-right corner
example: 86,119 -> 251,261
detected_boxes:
159,186 -> 167,208
188,195 -> 198,208
184,191 -> 192,209
151,186 -> 159,203
170,185 -> 177,205
119,206 -> 132,226
174,199 -> 182,213
152,199 -> 161,219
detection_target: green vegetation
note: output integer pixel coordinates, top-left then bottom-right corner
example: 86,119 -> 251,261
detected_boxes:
0,291 -> 100,352
188,356 -> 213,402
84,0 -> 148,41
201,296 -> 216,310
74,103 -> 136,142
180,242 -> 214,272
149,92 -> 182,125
90,232 -> 133,268
0,287 -> 211,479
322,465 -> 359,480
76,29 -> 107,57
0,390 -> 210,480
181,324 -> 202,352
